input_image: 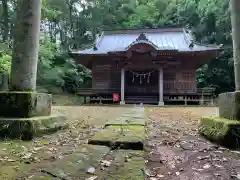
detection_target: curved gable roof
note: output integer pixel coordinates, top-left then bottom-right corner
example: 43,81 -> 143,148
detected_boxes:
71,27 -> 221,55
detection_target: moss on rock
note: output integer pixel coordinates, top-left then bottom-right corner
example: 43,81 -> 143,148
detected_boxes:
199,116 -> 240,148
0,115 -> 68,140
88,125 -> 145,150
0,92 -> 52,118
105,116 -> 146,127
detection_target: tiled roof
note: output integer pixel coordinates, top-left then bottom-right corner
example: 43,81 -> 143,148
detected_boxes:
71,28 -> 221,55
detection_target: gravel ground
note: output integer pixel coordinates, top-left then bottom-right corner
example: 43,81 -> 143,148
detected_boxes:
145,107 -> 240,180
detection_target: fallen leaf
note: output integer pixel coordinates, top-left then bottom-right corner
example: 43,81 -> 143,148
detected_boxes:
87,167 -> 96,174
85,176 -> 97,180
149,178 -> 158,180
142,168 -> 156,177
203,164 -> 211,169
214,164 -> 223,168
231,174 -> 240,179
157,174 -> 164,178
101,160 -> 111,167
7,159 -> 16,162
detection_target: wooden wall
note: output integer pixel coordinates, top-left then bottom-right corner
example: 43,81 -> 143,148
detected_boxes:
92,58 -> 121,92
164,69 -> 196,92
91,57 -> 197,94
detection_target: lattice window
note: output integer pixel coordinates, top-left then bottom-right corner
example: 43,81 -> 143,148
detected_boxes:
181,72 -> 192,81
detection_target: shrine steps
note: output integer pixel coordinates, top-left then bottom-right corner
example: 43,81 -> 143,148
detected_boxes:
125,95 -> 159,105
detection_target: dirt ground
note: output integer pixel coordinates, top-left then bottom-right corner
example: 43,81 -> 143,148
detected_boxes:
0,106 -> 130,179
1,106 -> 240,180
145,107 -> 240,180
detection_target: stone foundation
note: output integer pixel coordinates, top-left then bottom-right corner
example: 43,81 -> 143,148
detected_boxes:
199,91 -> 240,148
0,92 -> 52,118
0,115 -> 67,140
199,116 -> 240,148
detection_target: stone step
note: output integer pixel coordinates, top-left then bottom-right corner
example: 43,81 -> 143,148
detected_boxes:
88,125 -> 145,150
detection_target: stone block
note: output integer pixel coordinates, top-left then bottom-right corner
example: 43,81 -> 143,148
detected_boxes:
199,116 -> 240,148
88,125 -> 145,150
39,145 -> 110,179
219,91 -> 240,120
105,116 -> 146,127
0,115 -> 67,140
0,92 -> 52,118
96,150 -> 145,180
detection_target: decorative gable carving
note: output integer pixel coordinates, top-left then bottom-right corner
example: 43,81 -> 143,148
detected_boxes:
126,32 -> 159,51
136,33 -> 149,41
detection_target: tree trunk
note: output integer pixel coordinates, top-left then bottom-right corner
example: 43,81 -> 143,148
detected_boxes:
230,0 -> 240,91
10,0 -> 42,91
2,0 -> 9,41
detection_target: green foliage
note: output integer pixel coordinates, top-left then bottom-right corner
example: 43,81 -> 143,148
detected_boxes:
37,39 -> 91,93
0,54 -> 11,73
0,0 -> 235,93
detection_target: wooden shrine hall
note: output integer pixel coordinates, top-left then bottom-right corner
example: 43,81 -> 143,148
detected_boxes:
70,27 -> 222,105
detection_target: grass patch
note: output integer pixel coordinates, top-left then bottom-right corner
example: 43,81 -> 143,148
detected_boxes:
52,94 -> 83,106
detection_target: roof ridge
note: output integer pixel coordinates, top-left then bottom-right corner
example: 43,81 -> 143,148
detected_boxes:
104,27 -> 184,35
103,25 -> 184,32
182,28 -> 221,49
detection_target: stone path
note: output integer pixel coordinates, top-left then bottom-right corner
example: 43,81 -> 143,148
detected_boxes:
33,106 -> 147,180
86,106 -> 146,179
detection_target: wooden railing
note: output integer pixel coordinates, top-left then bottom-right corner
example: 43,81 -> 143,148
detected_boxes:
76,87 -> 216,96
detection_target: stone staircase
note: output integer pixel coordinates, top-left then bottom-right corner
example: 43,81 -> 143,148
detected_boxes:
125,95 -> 159,105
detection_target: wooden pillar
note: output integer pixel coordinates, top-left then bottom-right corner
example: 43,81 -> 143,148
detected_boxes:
184,94 -> 187,105
120,68 -> 125,104
158,68 -> 164,106
200,90 -> 204,106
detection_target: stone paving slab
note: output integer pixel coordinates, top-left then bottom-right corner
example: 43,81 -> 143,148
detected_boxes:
105,116 -> 146,127
96,150 -> 145,180
88,125 -> 145,150
37,145 -> 110,179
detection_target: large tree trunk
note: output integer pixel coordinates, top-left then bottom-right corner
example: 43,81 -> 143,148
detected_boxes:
2,0 -> 9,41
10,0 -> 42,91
230,0 -> 240,91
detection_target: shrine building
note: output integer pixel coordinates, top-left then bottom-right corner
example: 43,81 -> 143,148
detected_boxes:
70,27 -> 222,105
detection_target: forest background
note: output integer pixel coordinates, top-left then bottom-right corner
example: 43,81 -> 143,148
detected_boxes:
0,0 -> 233,96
